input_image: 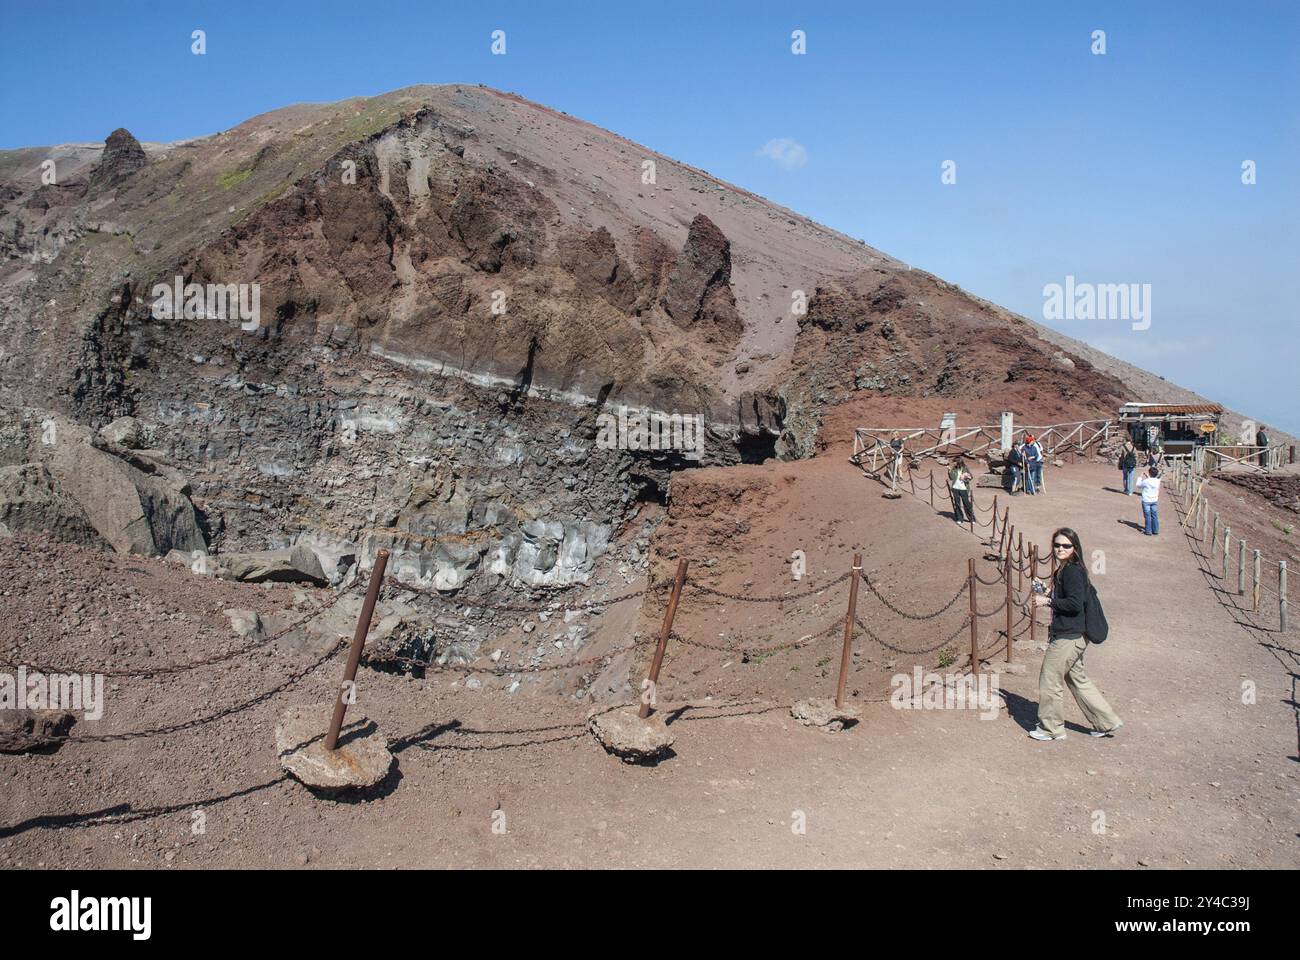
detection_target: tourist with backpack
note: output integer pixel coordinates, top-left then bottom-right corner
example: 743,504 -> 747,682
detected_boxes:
1024,434 -> 1045,495
1027,527 -> 1122,741
1118,440 -> 1138,495
948,457 -> 974,524
1007,442 -> 1024,495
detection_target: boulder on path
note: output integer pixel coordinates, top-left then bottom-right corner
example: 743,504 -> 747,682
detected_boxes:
275,705 -> 393,791
790,697 -> 861,732
0,709 -> 78,753
587,705 -> 675,763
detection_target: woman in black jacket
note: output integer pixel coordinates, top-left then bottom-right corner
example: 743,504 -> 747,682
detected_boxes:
1119,441 -> 1138,495
1027,527 -> 1123,741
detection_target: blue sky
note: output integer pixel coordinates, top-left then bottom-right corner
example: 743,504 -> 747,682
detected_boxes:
3,0 -> 1297,432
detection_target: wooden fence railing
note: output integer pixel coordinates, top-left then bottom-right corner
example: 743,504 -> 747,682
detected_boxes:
851,419 -> 1113,467
1194,444 -> 1286,473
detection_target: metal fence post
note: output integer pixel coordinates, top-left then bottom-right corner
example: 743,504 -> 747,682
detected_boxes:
968,558 -> 979,677
1028,544 -> 1038,648
1252,550 -> 1261,613
640,557 -> 689,718
1005,549 -> 1014,662
1017,530 -> 1024,596
1280,561 -> 1288,632
835,553 -> 863,708
325,548 -> 390,752
1237,538 -> 1246,596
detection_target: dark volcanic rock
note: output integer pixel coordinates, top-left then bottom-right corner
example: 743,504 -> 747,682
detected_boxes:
560,226 -> 637,311
0,709 -> 78,753
90,128 -> 147,188
661,215 -> 741,338
738,391 -> 785,437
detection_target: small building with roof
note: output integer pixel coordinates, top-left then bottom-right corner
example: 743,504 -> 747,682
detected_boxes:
1117,402 -> 1223,456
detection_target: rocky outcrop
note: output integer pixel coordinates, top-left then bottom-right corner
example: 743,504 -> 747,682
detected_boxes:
0,407 -> 205,556
777,267 -> 1129,457
559,226 -> 637,312
738,392 -> 785,438
0,463 -> 107,547
660,215 -> 742,340
90,128 -> 147,189
1215,468 -> 1300,514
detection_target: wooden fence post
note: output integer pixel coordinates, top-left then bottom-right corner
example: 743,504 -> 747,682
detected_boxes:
1222,525 -> 1230,575
1238,538 -> 1246,596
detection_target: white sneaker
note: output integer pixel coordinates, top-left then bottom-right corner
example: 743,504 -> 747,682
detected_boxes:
1090,720 -> 1123,738
1028,727 -> 1066,741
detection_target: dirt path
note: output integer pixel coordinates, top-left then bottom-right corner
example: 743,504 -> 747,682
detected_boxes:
1,463 -> 1296,869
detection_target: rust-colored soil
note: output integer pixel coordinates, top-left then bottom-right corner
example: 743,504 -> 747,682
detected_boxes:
1,461 -> 1296,869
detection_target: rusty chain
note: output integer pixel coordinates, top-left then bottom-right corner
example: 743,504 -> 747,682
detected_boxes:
377,635 -> 654,676
684,569 -> 853,604
669,615 -> 845,658
4,583 -> 358,679
383,575 -> 668,613
854,613 -> 970,655
858,570 -> 968,621
33,639 -> 346,744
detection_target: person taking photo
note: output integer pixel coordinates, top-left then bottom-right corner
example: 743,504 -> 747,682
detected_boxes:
1028,528 -> 1123,741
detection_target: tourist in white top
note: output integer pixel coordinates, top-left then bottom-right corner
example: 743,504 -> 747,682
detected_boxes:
1135,467 -> 1161,536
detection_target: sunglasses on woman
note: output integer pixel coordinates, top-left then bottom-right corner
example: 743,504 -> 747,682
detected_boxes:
1052,541 -> 1073,551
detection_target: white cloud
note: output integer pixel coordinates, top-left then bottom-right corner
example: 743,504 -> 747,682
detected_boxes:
756,137 -> 808,170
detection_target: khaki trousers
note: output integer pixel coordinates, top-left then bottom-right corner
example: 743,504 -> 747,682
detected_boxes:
1036,635 -> 1121,735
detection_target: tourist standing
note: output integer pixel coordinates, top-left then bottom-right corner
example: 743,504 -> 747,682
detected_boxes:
1026,434 -> 1045,495
1256,425 -> 1270,466
1007,442 -> 1024,495
1119,440 -> 1138,495
948,457 -> 974,524
1135,466 -> 1161,535
1029,528 -> 1123,741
